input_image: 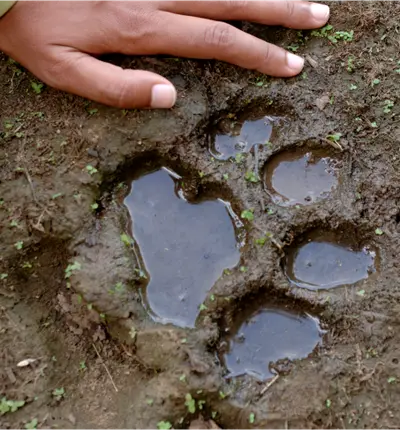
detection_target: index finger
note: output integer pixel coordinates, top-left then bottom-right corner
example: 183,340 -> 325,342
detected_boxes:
146,13 -> 306,77
160,1 -> 330,29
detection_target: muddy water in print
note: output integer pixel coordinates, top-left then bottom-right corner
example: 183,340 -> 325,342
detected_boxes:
285,232 -> 376,290
222,305 -> 323,379
264,148 -> 338,206
210,116 -> 274,161
124,169 -> 241,327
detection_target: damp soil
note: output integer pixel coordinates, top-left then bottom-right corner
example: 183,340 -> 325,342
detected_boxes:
1,2 -> 400,429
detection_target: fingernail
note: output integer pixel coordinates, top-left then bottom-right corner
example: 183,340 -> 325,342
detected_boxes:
286,53 -> 305,72
151,84 -> 176,108
310,4 -> 330,22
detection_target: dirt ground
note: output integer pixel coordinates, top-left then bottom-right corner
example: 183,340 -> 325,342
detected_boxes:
1,2 -> 400,428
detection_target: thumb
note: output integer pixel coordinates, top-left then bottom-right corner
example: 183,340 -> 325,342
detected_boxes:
49,52 -> 177,109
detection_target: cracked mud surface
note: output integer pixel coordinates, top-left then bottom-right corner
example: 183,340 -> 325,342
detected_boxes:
1,3 -> 400,429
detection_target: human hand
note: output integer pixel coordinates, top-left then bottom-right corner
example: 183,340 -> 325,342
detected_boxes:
0,1 -> 330,109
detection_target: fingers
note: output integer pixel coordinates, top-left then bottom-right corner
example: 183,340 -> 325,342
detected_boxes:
160,1 -> 330,29
148,13 -> 304,77
47,52 -> 176,109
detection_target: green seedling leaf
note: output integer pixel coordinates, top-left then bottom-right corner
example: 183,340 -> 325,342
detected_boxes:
65,261 -> 81,279
241,209 -> 254,221
375,228 -> 384,236
245,171 -> 260,183
185,394 -> 196,414
0,398 -> 25,415
25,418 -> 38,429
157,422 -> 172,430
146,398 -> 154,406
327,133 -> 342,142
199,303 -> 207,311
326,399 -> 331,408
31,81 -> 44,94
388,376 -> 396,384
249,413 -> 255,424
14,241 -> 23,250
52,387 -> 65,399
120,233 -> 133,247
85,164 -> 98,175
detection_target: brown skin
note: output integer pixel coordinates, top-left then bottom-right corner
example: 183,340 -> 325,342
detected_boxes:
0,1 -> 330,109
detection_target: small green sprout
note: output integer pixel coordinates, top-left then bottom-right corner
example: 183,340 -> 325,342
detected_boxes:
25,418 -> 38,429
356,290 -> 366,297
146,399 -> 154,406
85,165 -> 98,175
0,398 -> 25,415
210,294 -> 215,301
198,400 -> 206,410
10,220 -> 18,227
22,262 -> 32,269
372,78 -> 381,87
241,209 -> 254,221
255,237 -> 267,246
179,374 -> 186,382
371,122 -> 378,128
375,228 -> 384,236
52,387 -> 65,401
79,361 -> 87,371
240,266 -> 248,273
0,274 -> 8,280
327,133 -> 342,142
31,81 -> 44,94
349,84 -> 358,91
334,30 -> 354,42
326,399 -> 331,408
199,303 -> 208,311
52,192 -> 63,200
388,376 -> 396,384
223,173 -> 229,180
287,44 -> 299,52
129,327 -> 137,340
235,153 -> 245,164
383,100 -> 394,114
157,422 -> 172,430
219,391 -> 227,399
134,268 -> 147,279
198,171 -> 205,178
87,108 -> 98,116
245,171 -> 260,183
120,233 -> 134,247
181,338 -> 187,344
185,394 -> 196,414
347,57 -> 355,73
249,413 -> 255,424
91,202 -> 99,211
14,241 -> 23,250
65,261 -> 81,279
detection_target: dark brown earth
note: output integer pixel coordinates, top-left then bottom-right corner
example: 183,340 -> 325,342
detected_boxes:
1,2 -> 400,428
